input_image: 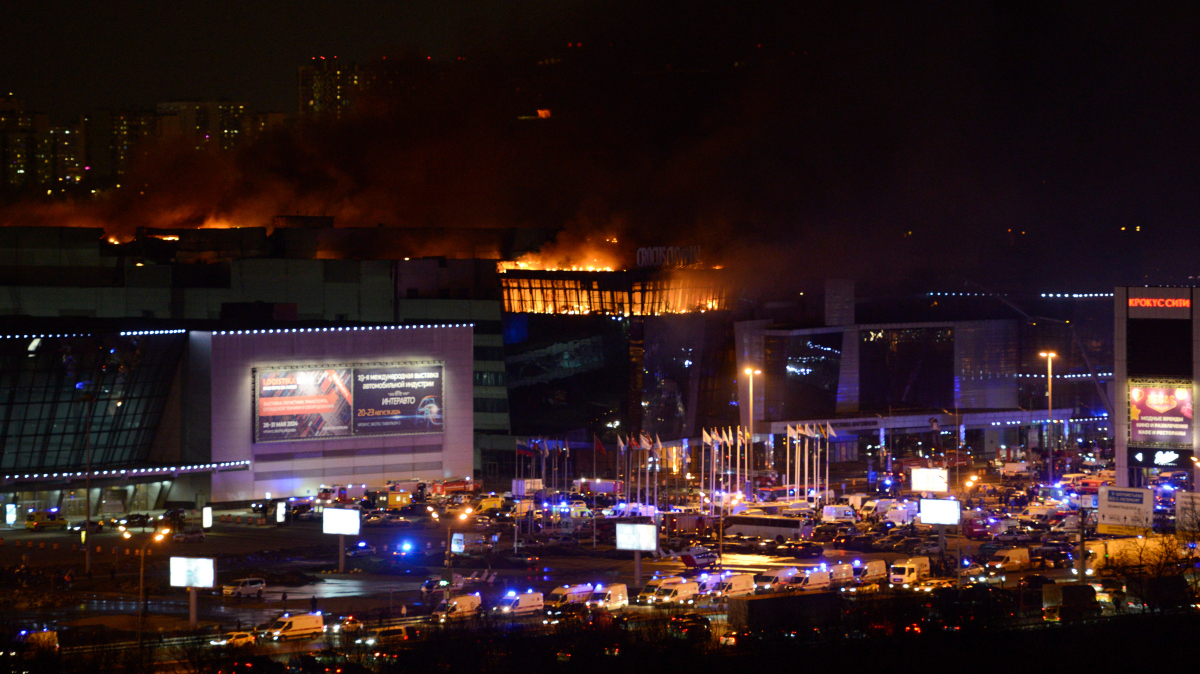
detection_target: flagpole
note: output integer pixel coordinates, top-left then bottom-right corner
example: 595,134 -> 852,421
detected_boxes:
593,436 -> 597,549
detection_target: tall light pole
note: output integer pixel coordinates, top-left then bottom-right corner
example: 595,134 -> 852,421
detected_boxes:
744,368 -> 760,499
125,528 -> 168,644
1039,351 -> 1057,485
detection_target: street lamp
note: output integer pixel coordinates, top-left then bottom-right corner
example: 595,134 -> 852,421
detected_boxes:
744,368 -> 761,499
439,512 -> 469,601
125,528 -> 168,643
1039,352 -> 1057,485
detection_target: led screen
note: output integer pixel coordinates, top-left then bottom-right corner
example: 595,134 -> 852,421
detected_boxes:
1129,381 -> 1193,448
919,498 -> 961,525
169,557 -> 215,588
911,468 -> 949,493
202,506 -> 212,529
322,508 -> 361,536
254,363 -> 443,442
615,523 -> 657,551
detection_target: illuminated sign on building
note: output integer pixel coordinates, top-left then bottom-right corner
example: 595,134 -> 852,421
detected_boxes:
1128,297 -> 1192,308
1129,380 -> 1193,449
254,363 -> 443,443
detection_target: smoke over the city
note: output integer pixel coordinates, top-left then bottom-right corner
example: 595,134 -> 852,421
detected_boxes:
6,4 -> 1200,295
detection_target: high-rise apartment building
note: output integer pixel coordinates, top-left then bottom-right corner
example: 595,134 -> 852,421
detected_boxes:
298,57 -> 365,119
155,101 -> 248,151
1,94 -> 84,190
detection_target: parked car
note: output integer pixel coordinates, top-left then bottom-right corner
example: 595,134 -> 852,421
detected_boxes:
172,528 -> 206,543
1019,574 -> 1055,590
776,542 -> 823,559
668,611 -> 711,640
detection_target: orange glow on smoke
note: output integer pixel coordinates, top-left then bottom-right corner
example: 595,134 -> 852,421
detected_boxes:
497,235 -> 622,273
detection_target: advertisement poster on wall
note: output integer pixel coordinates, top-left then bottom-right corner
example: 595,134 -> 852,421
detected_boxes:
256,368 -> 353,441
254,363 -> 443,442
1128,380 -> 1193,448
352,365 -> 443,435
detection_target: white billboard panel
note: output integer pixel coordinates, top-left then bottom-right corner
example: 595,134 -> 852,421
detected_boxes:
911,468 -> 949,493
1097,486 -> 1153,535
615,523 -> 657,551
919,498 -> 961,525
276,501 -> 287,523
169,557 -> 215,588
202,506 -> 213,529
1176,491 -> 1200,533
322,508 -> 361,536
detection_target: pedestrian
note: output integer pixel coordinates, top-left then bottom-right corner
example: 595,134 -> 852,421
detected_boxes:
237,619 -> 242,631
310,595 -> 318,613
401,604 -> 407,618
281,591 -> 288,607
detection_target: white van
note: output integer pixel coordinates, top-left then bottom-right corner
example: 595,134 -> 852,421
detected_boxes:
822,505 -> 857,523
1018,506 -> 1057,524
844,494 -> 872,510
222,578 -> 266,598
637,576 -> 684,604
711,572 -> 756,599
1060,473 -> 1088,487
433,594 -> 483,623
587,584 -> 629,611
754,566 -> 799,592
859,499 -> 894,518
852,559 -> 887,585
266,613 -> 324,641
788,569 -> 831,592
546,583 -> 594,608
493,591 -> 544,616
886,502 -> 919,525
829,563 -> 855,588
652,581 -> 700,606
692,573 -> 725,596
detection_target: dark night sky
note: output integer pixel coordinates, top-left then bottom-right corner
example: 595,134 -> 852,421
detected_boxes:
6,3 -> 1200,294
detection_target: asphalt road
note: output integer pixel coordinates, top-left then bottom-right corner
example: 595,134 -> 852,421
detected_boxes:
0,510 -> 1082,636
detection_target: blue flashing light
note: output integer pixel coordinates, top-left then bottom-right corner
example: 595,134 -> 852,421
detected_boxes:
596,584 -> 604,590
528,588 -> 534,593
357,541 -> 367,548
506,590 -> 517,597
402,542 -> 412,551
852,560 -> 861,567
75,382 -> 85,389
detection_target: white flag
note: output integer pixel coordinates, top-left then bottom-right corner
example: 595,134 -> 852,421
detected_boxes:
703,428 -> 712,445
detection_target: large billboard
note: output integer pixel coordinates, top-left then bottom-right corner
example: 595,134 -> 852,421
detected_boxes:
615,523 -> 657,551
919,498 -> 961,525
911,468 -> 949,493
322,508 -> 361,536
1097,486 -> 1153,535
1129,380 -> 1193,449
352,365 -> 444,435
169,557 -> 215,588
254,363 -> 443,443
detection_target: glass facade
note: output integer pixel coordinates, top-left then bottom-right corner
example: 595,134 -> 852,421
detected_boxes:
858,328 -> 954,412
764,331 -> 843,420
0,332 -> 184,471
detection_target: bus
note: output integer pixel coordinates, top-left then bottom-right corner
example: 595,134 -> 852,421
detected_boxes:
721,514 -> 808,542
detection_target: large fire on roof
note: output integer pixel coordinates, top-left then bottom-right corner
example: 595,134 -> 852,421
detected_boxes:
498,245 -> 725,316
